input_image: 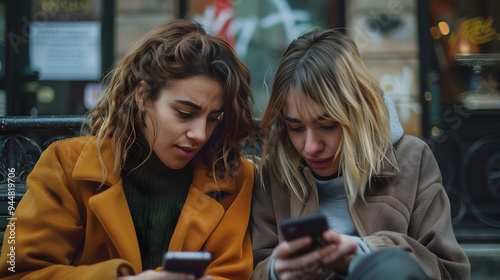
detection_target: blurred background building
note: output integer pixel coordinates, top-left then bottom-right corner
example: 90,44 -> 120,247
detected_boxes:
0,0 -> 499,278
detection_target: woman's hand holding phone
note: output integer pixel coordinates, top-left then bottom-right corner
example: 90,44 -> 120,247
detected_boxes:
118,251 -> 212,280
162,251 -> 211,278
273,214 -> 358,279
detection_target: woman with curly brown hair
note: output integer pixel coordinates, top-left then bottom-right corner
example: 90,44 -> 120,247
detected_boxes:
0,19 -> 256,280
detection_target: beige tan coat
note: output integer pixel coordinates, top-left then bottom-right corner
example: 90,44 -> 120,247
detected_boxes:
251,135 -> 470,280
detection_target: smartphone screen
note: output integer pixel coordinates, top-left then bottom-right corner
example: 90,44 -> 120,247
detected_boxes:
162,251 -> 212,278
280,213 -> 329,256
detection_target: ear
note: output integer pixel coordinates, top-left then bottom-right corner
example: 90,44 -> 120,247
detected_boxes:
135,81 -> 146,109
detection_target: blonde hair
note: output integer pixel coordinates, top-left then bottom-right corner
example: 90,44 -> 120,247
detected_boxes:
83,19 -> 255,181
260,28 -> 392,204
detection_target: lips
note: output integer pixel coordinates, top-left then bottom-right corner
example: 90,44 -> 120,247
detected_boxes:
176,145 -> 198,159
305,158 -> 332,169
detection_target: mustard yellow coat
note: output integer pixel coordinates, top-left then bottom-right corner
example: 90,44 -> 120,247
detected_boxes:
0,136 -> 254,280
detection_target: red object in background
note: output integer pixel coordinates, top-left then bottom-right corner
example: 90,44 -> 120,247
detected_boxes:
214,0 -> 235,46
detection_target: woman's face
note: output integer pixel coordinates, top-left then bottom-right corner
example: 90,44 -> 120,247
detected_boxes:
282,91 -> 343,177
141,75 -> 224,169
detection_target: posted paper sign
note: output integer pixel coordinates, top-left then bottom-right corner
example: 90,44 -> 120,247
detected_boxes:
30,21 -> 101,81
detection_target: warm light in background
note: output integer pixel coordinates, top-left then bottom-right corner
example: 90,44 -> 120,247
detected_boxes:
437,20 -> 450,35
430,26 -> 441,39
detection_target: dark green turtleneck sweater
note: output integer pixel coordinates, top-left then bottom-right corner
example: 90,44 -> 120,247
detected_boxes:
122,145 -> 192,270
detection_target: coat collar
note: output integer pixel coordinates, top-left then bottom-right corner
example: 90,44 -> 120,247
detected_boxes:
376,146 -> 400,177
72,137 -> 120,185
298,145 -> 401,180
72,137 -> 238,194
88,181 -> 142,271
292,146 -> 401,216
71,137 -> 233,271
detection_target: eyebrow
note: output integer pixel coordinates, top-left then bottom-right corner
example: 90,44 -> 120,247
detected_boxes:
175,100 -> 224,113
282,113 -> 329,123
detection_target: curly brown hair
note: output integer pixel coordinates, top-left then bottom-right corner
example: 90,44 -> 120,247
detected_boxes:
83,19 -> 255,179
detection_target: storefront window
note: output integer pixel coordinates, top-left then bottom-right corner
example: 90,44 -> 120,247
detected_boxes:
188,0 -> 342,117
425,0 -> 500,241
429,0 -> 500,110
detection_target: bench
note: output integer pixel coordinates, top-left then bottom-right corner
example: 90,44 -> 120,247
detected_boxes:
1,115 -> 498,279
0,115 -> 84,243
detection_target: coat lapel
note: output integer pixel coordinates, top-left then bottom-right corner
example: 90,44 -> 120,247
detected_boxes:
377,147 -> 400,177
73,137 -> 141,271
72,138 -> 228,266
291,146 -> 400,219
168,185 -> 224,251
169,166 -> 228,251
290,190 -> 305,218
88,182 -> 142,272
290,167 -> 319,218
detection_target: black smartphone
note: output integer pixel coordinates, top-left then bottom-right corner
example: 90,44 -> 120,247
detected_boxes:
280,213 -> 329,256
162,251 -> 212,278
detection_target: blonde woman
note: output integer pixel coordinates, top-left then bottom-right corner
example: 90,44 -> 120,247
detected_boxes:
0,20 -> 256,280
250,28 -> 470,280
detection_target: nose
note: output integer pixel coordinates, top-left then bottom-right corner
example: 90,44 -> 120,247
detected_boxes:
186,119 -> 207,143
303,128 -> 323,156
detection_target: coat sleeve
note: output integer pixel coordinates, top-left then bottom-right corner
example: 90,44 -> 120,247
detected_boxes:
249,163 -> 279,280
0,141 -> 136,280
362,139 -> 471,280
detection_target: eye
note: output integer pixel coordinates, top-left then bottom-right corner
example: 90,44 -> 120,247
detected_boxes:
315,118 -> 338,131
208,112 -> 224,123
315,117 -> 339,131
287,125 -> 304,132
207,116 -> 219,123
177,110 -> 193,119
319,124 -> 338,131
